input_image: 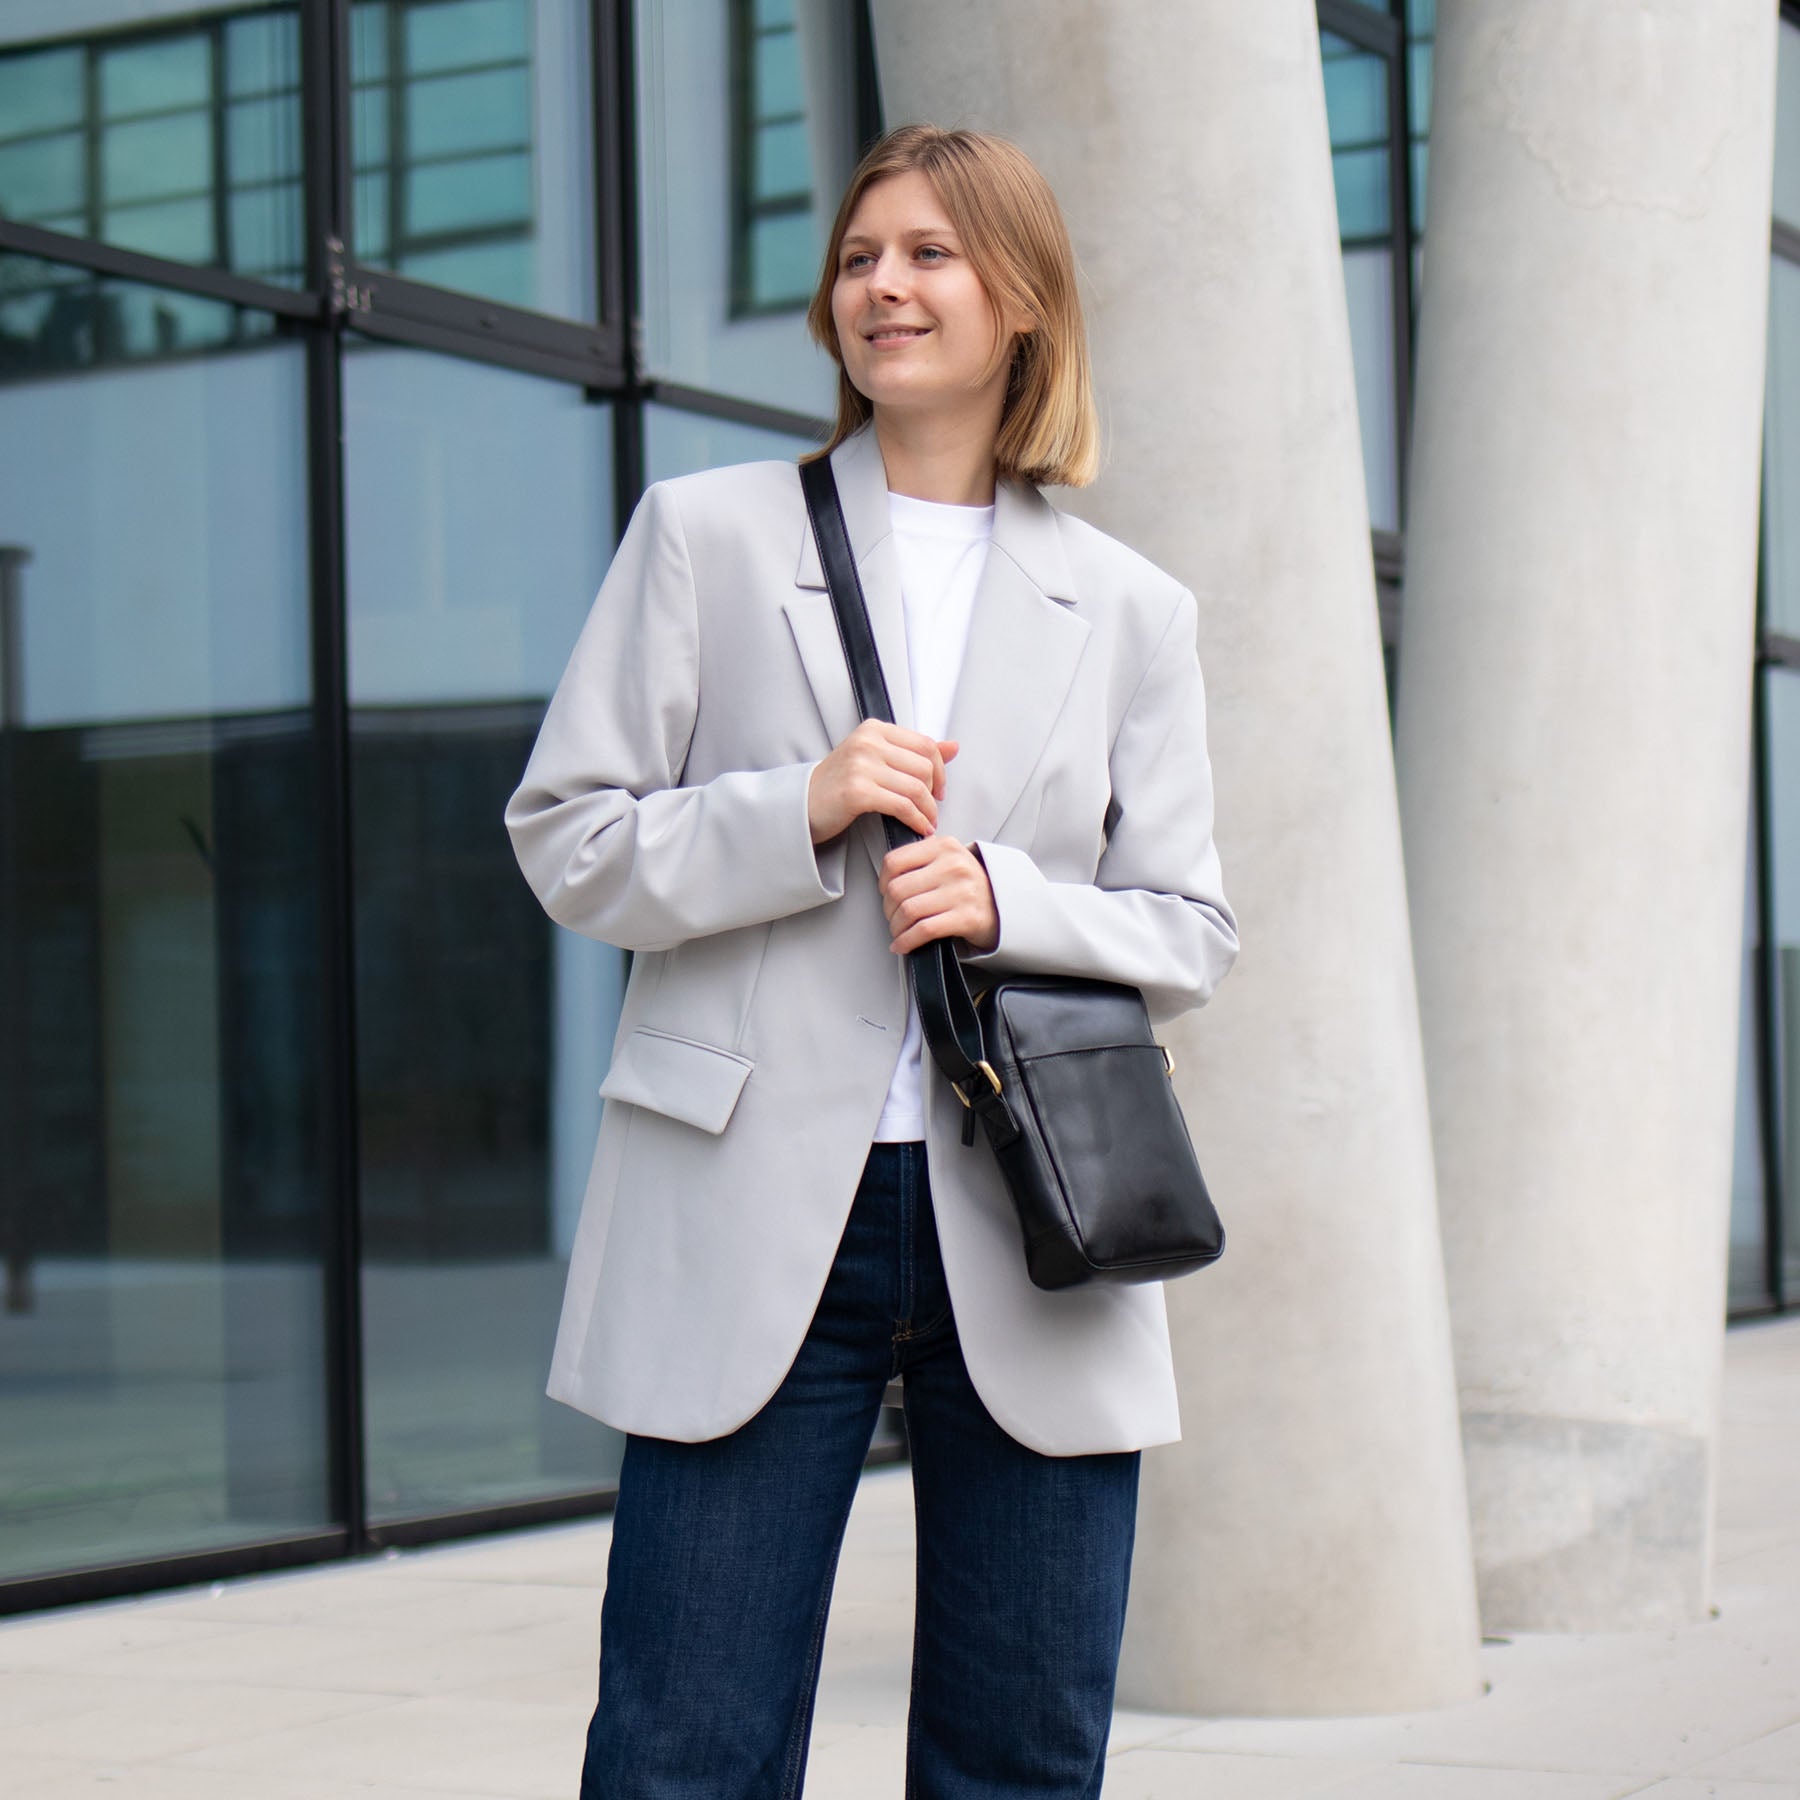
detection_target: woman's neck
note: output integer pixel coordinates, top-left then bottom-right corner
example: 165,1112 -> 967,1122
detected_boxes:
870,408 -> 1002,506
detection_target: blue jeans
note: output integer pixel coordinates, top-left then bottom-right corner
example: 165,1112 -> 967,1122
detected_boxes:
580,1140 -> 1140,1799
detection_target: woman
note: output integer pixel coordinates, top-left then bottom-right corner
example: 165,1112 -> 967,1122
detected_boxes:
506,123 -> 1237,1800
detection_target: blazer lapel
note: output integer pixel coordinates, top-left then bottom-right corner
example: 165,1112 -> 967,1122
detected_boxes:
936,479 -> 1089,848
787,424 -> 914,882
787,421 -> 1087,878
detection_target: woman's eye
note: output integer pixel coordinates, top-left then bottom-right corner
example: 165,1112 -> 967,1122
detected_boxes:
916,246 -> 948,262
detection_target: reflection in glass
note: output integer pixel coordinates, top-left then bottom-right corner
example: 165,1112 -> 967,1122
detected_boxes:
1775,18 -> 1800,235
732,0 -> 819,313
1322,30 -> 1391,240
1321,29 -> 1400,532
1764,259 -> 1800,640
344,339 -> 623,1520
0,256 -> 327,1582
0,5 -> 305,287
1406,0 -> 1435,240
1772,670 -> 1800,1301
644,401 -> 818,487
1729,762 -> 1772,1311
637,0 -> 855,414
350,0 -> 596,320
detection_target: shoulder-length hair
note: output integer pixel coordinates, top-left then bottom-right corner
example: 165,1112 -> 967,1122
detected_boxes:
802,124 -> 1100,489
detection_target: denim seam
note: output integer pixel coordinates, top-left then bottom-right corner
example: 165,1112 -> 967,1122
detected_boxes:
776,1498 -> 854,1800
902,1389 -> 928,1800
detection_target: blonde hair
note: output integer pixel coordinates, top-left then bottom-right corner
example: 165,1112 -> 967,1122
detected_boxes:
803,124 -> 1100,489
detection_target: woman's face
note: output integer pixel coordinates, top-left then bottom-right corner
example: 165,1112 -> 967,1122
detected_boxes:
831,169 -> 1030,422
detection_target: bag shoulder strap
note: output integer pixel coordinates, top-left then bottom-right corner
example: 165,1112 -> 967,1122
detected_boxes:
797,453 -> 1018,1140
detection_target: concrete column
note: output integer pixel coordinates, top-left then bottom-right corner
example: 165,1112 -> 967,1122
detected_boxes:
1395,3 -> 1776,1631
872,2 -> 1483,1713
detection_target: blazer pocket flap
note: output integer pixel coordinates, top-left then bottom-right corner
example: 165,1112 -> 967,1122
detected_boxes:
598,1026 -> 755,1134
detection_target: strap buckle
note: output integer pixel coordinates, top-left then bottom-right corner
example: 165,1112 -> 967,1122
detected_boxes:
954,1060 -> 1004,1107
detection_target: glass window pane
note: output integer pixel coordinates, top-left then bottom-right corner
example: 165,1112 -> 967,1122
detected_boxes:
100,32 -> 211,117
351,1 -> 390,83
1343,246 -> 1400,533
644,400 -> 817,486
351,0 -> 595,322
230,182 -> 305,277
1322,35 -> 1392,241
353,87 -> 390,168
0,45 -> 83,136
343,340 -> 623,1520
226,9 -> 300,99
405,149 -> 532,237
406,65 -> 530,159
1777,20 -> 1800,234
1730,753 -> 1772,1312
1407,7 -> 1435,239
753,26 -> 805,118
0,8 -> 305,289
755,116 -> 812,201
1764,258 -> 1800,639
1322,38 -> 1388,143
355,170 -> 392,258
103,194 -> 216,264
406,0 -> 530,75
102,111 -> 213,208
638,0 -> 850,412
1333,144 -> 1392,240
0,253 -> 327,1583
748,209 -> 816,308
0,132 -> 86,222
228,94 -> 303,185
1763,668 -> 1800,1301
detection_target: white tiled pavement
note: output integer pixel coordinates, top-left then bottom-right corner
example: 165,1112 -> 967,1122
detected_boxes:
3,1318 -> 1799,1799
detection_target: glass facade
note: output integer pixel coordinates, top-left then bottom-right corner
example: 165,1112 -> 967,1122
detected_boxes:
0,253 -> 329,1583
349,0 -> 597,318
0,6 -> 306,285
0,0 -> 872,1610
0,0 -> 1791,1610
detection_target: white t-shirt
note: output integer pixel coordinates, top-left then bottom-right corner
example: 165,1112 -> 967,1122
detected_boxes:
873,488 -> 995,1142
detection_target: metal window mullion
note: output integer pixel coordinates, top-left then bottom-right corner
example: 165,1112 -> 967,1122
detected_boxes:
1753,656 -> 1787,1313
209,17 -> 235,317
303,0 -> 368,1558
1387,0 -> 1415,532
591,0 -> 634,355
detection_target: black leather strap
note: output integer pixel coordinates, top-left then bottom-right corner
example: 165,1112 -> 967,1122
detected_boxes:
798,453 -> 1020,1143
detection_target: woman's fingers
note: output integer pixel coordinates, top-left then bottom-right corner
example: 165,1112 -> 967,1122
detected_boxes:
805,722 -> 963,843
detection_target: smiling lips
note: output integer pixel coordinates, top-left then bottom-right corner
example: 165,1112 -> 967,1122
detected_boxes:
865,325 -> 931,346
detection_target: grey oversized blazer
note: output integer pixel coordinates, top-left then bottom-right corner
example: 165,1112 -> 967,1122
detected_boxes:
505,419 -> 1238,1456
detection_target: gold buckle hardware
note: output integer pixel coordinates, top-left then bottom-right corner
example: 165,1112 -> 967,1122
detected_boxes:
1161,1045 -> 1175,1077
954,1061 -> 1004,1107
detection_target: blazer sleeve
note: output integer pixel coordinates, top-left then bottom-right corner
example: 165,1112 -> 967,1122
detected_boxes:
958,586 -> 1239,1022
504,479 -> 849,953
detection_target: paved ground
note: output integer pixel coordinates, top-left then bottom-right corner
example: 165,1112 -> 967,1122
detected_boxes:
1,1318 -> 1798,1799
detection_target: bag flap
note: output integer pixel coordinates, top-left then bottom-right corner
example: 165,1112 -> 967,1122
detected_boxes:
987,977 -> 1153,1060
598,1025 -> 755,1135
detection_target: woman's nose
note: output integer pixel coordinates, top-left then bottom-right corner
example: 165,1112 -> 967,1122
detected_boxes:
869,252 -> 908,300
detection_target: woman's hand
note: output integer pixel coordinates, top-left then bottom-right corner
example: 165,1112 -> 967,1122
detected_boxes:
808,721 -> 959,844
879,835 -> 999,956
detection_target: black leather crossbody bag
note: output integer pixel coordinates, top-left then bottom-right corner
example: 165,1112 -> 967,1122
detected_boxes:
799,455 -> 1224,1290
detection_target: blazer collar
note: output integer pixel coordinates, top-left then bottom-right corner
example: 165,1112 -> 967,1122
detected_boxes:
783,419 -> 1091,877
793,419 -> 1079,606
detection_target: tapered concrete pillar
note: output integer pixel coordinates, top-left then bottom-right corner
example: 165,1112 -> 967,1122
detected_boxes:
1396,4 -> 1776,1631
873,2 -> 1482,1713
